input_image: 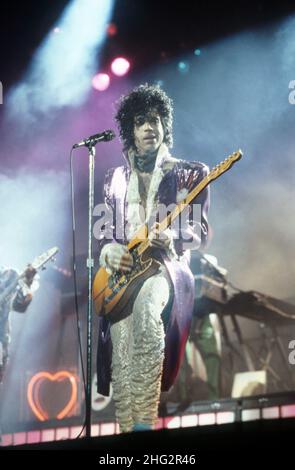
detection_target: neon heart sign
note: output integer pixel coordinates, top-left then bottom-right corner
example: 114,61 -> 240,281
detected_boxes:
27,370 -> 78,421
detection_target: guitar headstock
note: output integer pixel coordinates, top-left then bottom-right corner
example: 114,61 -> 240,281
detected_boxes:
31,247 -> 59,271
209,150 -> 243,181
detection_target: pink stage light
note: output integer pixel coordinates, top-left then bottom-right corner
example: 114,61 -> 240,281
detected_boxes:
92,73 -> 110,91
111,57 -> 130,77
107,23 -> 117,37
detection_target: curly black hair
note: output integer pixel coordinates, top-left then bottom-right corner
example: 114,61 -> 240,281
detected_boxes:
115,84 -> 174,151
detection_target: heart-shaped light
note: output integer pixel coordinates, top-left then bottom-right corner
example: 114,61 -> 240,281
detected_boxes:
27,371 -> 78,421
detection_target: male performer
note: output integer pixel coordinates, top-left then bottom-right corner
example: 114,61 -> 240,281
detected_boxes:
96,84 -> 210,432
0,265 -> 37,383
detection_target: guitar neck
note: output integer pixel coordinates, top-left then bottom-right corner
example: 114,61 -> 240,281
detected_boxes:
128,150 -> 242,254
157,173 -> 210,234
0,247 -> 58,307
128,173 -> 210,256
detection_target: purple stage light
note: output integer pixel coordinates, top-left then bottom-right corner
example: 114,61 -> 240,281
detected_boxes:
92,73 -> 110,91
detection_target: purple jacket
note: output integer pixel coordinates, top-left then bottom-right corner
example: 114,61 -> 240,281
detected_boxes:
96,147 -> 210,395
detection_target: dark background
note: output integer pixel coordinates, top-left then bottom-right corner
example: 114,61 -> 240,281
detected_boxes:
1,0 -> 295,87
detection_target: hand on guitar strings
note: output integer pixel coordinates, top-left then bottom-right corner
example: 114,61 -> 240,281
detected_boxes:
105,244 -> 134,273
24,265 -> 37,287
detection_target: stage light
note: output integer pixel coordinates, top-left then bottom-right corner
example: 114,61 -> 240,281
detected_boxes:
7,0 -> 115,115
111,57 -> 130,77
178,61 -> 190,73
92,73 -> 110,91
107,22 -> 117,36
194,48 -> 201,56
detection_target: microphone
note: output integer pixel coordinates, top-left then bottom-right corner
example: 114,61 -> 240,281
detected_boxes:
73,129 -> 115,148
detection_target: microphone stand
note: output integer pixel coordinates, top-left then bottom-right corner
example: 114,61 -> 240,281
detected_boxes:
85,143 -> 95,438
72,129 -> 114,438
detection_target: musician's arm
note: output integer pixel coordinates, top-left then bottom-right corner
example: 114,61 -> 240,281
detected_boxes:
97,168 -> 132,273
12,291 -> 32,313
98,205 -> 119,274
12,267 -> 38,313
96,168 -> 115,270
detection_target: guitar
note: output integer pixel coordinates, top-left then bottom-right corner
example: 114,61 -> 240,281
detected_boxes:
93,150 -> 243,319
0,247 -> 59,308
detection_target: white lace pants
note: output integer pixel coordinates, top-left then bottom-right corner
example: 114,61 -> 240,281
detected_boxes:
110,267 -> 170,433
